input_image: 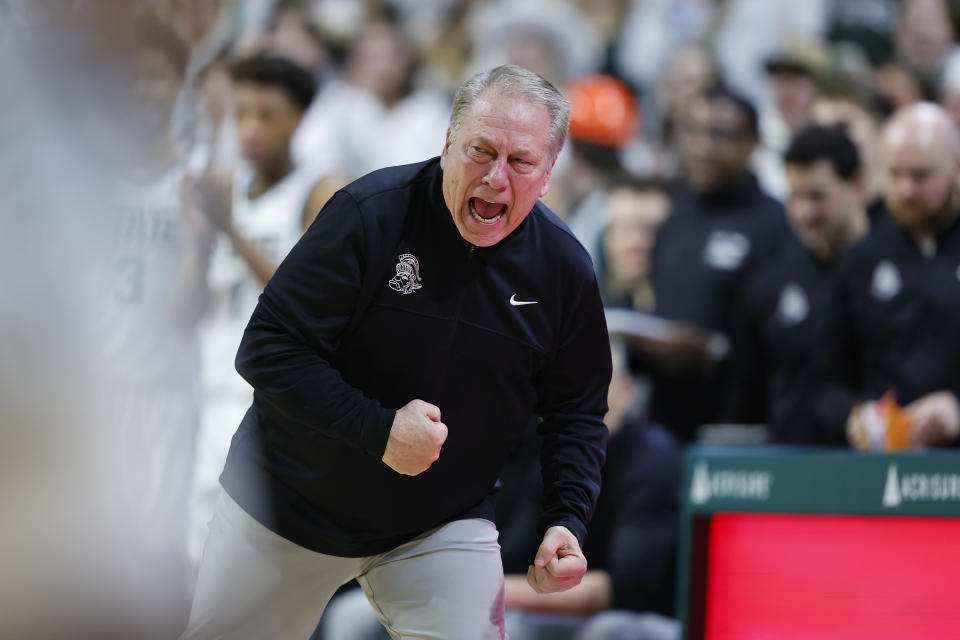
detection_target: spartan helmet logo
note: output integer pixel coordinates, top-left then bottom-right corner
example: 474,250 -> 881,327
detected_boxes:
777,283 -> 809,325
871,260 -> 901,301
388,253 -> 422,294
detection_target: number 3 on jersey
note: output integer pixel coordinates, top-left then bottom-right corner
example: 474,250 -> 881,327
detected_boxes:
115,256 -> 145,304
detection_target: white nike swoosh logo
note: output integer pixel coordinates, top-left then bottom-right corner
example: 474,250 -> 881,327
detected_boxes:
510,294 -> 538,306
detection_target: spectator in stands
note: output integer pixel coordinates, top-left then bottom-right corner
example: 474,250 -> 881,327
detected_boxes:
265,2 -> 336,84
615,43 -> 721,183
642,86 -> 788,442
938,48 -> 960,128
596,177 -> 672,420
823,0 -> 898,68
656,43 -> 720,147
821,102 -> 960,449
808,80 -> 893,219
417,0 -> 476,95
756,41 -> 833,200
465,0 -> 602,90
730,126 -> 870,444
874,59 -> 930,107
574,0 -> 636,76
763,43 -> 831,142
561,73 -> 639,260
293,13 -> 451,179
894,0 -> 958,87
597,178 -> 672,312
615,0 -> 828,108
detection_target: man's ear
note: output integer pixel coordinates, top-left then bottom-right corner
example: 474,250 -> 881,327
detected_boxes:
440,127 -> 453,167
539,157 -> 556,198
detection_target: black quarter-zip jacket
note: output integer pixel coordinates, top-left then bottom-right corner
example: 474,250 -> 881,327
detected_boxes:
220,158 -> 612,557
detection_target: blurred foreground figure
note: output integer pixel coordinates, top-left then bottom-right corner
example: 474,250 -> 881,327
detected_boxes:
94,7 -> 210,634
1,3 -> 208,637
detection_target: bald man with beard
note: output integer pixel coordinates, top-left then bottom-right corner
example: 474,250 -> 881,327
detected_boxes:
818,102 -> 960,449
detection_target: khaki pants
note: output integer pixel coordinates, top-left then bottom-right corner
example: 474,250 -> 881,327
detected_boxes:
181,490 -> 506,640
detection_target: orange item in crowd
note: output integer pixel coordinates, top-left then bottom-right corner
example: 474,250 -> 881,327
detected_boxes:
878,391 -> 912,451
566,74 -> 639,148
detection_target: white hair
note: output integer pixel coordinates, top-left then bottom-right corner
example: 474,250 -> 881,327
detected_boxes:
448,64 -> 571,159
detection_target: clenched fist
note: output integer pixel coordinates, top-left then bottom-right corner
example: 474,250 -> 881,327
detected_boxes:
382,399 -> 448,475
526,526 -> 588,594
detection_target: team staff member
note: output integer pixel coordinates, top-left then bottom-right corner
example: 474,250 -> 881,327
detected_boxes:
646,86 -> 788,441
820,102 -> 960,448
730,126 -> 870,444
181,65 -> 612,639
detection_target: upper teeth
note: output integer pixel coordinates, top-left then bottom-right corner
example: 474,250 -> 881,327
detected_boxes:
470,200 -> 504,225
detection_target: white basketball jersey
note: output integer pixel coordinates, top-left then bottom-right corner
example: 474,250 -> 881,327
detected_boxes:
101,163 -> 201,386
201,163 -> 316,400
191,164 -> 316,565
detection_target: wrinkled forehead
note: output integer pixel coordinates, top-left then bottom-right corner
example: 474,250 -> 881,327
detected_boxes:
460,90 -> 551,151
462,90 -> 552,135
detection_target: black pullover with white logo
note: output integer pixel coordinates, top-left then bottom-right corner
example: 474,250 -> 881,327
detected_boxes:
729,233 -> 850,445
220,158 -> 611,556
649,175 -> 788,440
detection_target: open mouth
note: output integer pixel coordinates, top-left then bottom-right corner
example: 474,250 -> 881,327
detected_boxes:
469,197 -> 506,225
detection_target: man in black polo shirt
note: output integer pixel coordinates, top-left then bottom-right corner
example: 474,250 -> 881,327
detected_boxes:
644,86 -> 788,442
731,126 -> 870,444
820,102 -> 960,448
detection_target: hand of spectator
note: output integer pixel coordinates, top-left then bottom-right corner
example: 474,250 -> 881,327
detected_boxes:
526,526 -> 587,594
381,399 -> 448,475
846,403 -> 871,450
632,323 -> 715,373
846,391 -> 900,451
906,391 -> 960,447
194,171 -> 233,233
179,173 -> 214,244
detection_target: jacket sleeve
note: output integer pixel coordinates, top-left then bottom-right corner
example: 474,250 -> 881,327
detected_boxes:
235,190 -> 396,459
534,270 -> 612,546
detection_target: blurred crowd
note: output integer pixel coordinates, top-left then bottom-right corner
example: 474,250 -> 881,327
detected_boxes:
2,0 -> 960,638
